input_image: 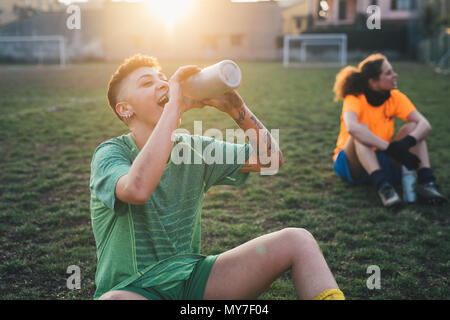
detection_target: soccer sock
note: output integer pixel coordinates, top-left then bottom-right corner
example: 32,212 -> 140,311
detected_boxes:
313,289 -> 345,300
369,169 -> 389,190
417,167 -> 436,185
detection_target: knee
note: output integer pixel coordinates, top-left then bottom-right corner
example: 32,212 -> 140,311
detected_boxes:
99,290 -> 148,300
98,290 -> 128,300
280,228 -> 319,252
353,138 -> 374,153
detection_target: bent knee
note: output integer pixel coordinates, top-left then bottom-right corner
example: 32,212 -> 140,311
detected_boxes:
280,227 -> 318,249
99,290 -> 147,300
99,291 -> 124,300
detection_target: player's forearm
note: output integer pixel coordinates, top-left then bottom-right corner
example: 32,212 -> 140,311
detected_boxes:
408,118 -> 431,142
349,123 -> 389,150
228,104 -> 284,167
127,107 -> 182,200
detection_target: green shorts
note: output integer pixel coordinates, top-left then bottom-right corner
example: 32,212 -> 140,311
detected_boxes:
118,255 -> 218,300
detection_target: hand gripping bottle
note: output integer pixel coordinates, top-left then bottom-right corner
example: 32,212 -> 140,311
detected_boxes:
402,165 -> 417,202
182,60 -> 242,101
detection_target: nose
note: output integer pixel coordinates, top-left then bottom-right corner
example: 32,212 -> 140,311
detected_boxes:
157,80 -> 169,91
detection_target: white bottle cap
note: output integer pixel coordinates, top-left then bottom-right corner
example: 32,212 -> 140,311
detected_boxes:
219,60 -> 241,88
182,60 -> 242,101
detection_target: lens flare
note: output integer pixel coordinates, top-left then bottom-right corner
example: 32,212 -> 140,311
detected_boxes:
144,0 -> 195,31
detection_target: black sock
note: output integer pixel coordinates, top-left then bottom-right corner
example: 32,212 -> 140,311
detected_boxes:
417,167 -> 436,185
370,169 -> 389,190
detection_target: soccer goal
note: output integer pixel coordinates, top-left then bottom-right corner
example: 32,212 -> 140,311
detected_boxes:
0,35 -> 67,66
283,33 -> 347,67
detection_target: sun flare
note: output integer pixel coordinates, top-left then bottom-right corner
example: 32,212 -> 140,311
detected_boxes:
144,0 -> 195,30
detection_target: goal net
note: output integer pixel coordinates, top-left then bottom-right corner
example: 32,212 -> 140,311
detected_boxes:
283,33 -> 347,67
0,35 -> 67,66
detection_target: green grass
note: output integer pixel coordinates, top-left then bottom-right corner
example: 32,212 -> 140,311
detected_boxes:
0,61 -> 448,300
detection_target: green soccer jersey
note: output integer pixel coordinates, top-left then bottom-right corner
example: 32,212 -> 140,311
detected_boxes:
90,133 -> 252,299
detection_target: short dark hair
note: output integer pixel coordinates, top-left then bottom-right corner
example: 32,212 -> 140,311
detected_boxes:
107,54 -> 161,120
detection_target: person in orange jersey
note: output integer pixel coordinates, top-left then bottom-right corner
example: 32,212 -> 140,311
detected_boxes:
332,53 -> 447,208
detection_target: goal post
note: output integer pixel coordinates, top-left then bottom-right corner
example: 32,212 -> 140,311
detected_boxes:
283,33 -> 347,67
0,35 -> 67,67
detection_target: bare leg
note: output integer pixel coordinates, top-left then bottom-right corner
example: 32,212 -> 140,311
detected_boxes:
343,135 -> 380,180
203,228 -> 339,300
353,139 -> 381,174
98,290 -> 148,300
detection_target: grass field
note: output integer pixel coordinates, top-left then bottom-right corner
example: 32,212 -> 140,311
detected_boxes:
0,61 -> 448,300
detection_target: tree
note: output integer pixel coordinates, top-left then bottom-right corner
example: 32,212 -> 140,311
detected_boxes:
420,0 -> 450,36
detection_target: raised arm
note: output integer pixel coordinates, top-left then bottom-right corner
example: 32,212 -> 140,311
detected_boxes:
204,90 -> 284,173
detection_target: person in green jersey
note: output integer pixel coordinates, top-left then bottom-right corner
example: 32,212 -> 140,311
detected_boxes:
90,54 -> 344,300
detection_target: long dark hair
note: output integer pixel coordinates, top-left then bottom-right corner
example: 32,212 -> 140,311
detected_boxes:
333,53 -> 387,101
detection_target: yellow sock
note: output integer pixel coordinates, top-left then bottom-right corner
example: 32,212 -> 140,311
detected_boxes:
313,289 -> 345,300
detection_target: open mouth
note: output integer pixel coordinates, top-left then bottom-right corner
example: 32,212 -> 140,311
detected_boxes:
157,93 -> 169,107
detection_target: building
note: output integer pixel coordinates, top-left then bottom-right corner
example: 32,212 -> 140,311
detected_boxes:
0,0 -> 283,62
281,0 -> 426,59
0,0 -> 104,26
282,0 -> 422,34
0,0 -> 63,25
281,0 -> 312,34
101,0 -> 282,61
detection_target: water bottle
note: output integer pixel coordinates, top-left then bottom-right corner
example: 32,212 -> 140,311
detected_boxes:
402,165 -> 417,202
182,60 -> 242,101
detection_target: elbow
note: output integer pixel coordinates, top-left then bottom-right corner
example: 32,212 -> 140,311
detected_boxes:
278,150 -> 284,168
347,126 -> 357,137
346,122 -> 359,137
417,119 -> 432,139
134,187 -> 154,205
425,121 -> 432,135
126,182 -> 152,205
254,150 -> 284,174
269,149 -> 284,170
347,123 -> 366,139
132,194 -> 148,206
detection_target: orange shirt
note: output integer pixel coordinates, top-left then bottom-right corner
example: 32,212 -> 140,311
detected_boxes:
333,89 -> 416,161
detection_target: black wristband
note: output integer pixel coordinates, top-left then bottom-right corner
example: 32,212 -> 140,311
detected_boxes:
402,135 -> 417,149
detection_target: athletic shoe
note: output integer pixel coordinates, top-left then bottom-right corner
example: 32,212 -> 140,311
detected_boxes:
377,182 -> 402,208
415,182 -> 448,205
